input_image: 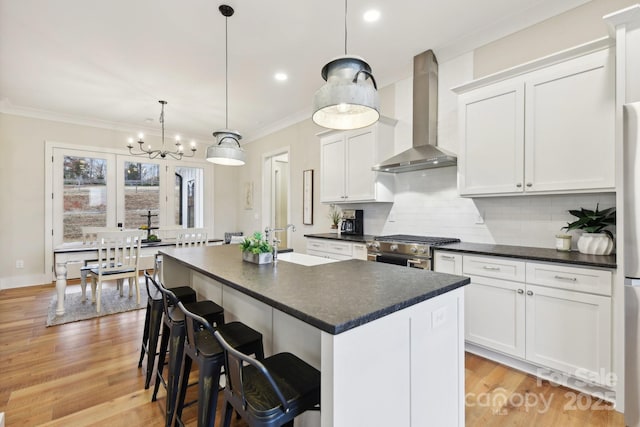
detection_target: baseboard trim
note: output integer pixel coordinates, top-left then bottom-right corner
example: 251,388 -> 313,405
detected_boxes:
0,274 -> 51,290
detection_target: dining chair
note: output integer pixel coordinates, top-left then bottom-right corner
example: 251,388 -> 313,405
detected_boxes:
154,228 -> 208,283
176,228 -> 208,248
88,230 -> 144,312
79,226 -> 121,301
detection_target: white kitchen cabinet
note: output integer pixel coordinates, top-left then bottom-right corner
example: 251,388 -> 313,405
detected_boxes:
525,283 -> 611,385
456,45 -> 615,196
461,256 -> 527,358
433,251 -> 463,275
319,117 -> 396,203
449,252 -> 613,386
352,243 -> 368,261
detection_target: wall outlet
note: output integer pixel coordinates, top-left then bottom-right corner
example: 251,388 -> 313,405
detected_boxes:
432,306 -> 448,329
16,260 -> 24,269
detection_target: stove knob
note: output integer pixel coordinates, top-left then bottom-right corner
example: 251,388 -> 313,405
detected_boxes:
410,247 -> 417,253
390,244 -> 398,252
372,242 -> 380,250
418,247 -> 426,254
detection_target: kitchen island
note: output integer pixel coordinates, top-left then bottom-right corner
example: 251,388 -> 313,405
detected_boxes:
160,244 -> 470,427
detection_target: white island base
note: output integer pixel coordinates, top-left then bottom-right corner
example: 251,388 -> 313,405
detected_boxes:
164,255 -> 465,427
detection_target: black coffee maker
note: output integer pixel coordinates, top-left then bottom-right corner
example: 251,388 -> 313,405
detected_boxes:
340,209 -> 364,235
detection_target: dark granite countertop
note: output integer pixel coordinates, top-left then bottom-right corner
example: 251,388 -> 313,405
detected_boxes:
434,242 -> 616,269
303,233 -> 375,243
160,244 -> 469,335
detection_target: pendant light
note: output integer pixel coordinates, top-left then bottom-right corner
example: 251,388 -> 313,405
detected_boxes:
312,0 -> 380,130
206,4 -> 245,166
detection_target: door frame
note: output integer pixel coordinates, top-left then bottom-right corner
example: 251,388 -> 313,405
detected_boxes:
261,146 -> 291,238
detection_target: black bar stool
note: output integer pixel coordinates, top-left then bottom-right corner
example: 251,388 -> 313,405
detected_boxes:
214,329 -> 320,427
145,273 -> 225,427
175,301 -> 264,427
139,272 -> 197,389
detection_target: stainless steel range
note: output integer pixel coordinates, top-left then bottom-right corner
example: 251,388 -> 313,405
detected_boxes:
366,234 -> 460,270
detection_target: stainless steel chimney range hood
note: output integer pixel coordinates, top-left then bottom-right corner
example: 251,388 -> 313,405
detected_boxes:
372,50 -> 457,173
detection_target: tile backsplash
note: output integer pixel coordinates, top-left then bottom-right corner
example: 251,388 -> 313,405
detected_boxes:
352,167 -> 615,250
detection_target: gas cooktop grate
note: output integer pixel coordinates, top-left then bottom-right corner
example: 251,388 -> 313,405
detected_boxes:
374,235 -> 460,245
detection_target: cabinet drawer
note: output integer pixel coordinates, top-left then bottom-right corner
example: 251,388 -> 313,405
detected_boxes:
526,262 -> 612,296
463,255 -> 525,282
352,243 -> 368,261
325,241 -> 353,257
433,252 -> 463,275
306,239 -> 327,252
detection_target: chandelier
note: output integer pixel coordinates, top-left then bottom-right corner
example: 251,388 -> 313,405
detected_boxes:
312,0 -> 380,130
206,4 -> 246,166
127,100 -> 197,160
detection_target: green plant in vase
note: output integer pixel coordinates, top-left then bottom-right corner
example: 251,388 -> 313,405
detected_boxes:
240,232 -> 274,264
328,205 -> 342,230
562,204 -> 616,255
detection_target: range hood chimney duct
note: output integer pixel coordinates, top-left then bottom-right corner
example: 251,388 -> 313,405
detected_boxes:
372,49 -> 457,173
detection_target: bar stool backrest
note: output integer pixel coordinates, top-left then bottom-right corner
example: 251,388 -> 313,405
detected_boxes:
212,330 -> 291,414
176,301 -> 221,359
144,272 -> 180,322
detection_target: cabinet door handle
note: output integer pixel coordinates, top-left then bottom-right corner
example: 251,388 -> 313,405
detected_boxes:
482,266 -> 501,271
441,255 -> 455,260
517,289 -> 524,294
527,290 -> 533,296
526,183 -> 533,187
554,275 -> 577,282
516,183 -> 522,188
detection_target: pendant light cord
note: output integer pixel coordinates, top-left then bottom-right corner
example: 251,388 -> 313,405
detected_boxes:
159,101 -> 165,150
225,14 -> 229,129
344,0 -> 348,55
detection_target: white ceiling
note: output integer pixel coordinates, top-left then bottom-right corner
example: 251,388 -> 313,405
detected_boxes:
0,0 -> 589,145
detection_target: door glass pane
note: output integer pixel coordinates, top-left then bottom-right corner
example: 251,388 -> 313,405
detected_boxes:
63,155 -> 108,242
174,166 -> 203,228
124,161 -> 160,229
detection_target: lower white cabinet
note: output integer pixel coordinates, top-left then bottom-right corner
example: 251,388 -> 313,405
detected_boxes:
306,238 -> 367,261
433,251 -> 613,386
525,283 -> 611,380
464,275 -> 526,358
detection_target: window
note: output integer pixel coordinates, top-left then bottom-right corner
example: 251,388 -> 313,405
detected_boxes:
124,161 -> 160,229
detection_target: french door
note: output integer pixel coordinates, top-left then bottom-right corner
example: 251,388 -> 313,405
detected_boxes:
51,146 -> 208,247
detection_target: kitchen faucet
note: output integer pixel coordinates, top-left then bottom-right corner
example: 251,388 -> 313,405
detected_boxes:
264,224 -> 296,263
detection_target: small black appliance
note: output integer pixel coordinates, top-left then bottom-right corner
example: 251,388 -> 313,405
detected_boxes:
340,209 -> 364,235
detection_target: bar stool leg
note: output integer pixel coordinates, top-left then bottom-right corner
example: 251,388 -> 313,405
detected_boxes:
166,322 -> 186,427
174,352 -> 193,427
152,323 -> 170,402
144,306 -> 162,388
138,303 -> 151,368
198,361 -> 223,427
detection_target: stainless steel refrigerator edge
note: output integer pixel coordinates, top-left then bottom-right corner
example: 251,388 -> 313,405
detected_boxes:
624,101 -> 640,427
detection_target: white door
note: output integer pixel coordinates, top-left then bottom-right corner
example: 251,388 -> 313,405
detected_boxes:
464,275 -> 526,358
524,49 -> 615,193
345,128 -> 375,201
320,135 -> 345,202
458,79 -> 525,196
525,284 -> 611,384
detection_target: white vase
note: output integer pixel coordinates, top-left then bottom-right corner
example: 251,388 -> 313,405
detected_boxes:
577,233 -> 614,255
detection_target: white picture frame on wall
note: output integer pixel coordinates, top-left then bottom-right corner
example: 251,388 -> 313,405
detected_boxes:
244,181 -> 253,210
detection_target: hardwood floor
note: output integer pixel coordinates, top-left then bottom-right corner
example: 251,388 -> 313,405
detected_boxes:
0,282 -> 626,426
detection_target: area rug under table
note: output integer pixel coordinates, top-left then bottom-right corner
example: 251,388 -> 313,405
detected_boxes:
46,288 -> 148,326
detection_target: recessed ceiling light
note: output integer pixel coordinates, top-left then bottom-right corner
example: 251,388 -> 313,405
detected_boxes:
274,72 -> 288,81
363,9 -> 380,22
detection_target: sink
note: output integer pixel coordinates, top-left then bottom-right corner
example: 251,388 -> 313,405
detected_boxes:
277,252 -> 338,266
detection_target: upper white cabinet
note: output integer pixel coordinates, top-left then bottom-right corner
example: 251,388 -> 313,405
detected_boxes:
456,44 -> 615,196
319,117 -> 396,203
